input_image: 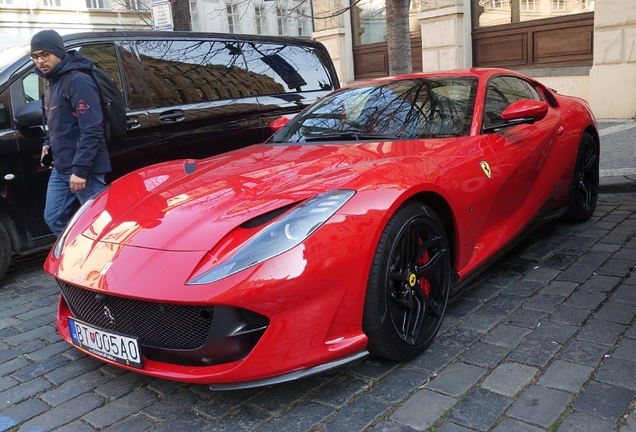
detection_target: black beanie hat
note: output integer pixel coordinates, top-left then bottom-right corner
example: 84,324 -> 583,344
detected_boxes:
31,29 -> 66,60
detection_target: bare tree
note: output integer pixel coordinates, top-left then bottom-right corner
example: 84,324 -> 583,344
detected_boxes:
385,0 -> 411,76
172,0 -> 191,31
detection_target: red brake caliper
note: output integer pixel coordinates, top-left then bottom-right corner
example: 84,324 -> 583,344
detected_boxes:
418,240 -> 431,296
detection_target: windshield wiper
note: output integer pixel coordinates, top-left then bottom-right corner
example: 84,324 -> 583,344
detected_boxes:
303,133 -> 398,142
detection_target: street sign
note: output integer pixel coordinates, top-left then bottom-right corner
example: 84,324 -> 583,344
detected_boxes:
152,1 -> 173,31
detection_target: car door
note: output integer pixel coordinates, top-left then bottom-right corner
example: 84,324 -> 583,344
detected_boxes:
479,75 -> 563,235
135,37 -> 264,160
240,41 -> 337,142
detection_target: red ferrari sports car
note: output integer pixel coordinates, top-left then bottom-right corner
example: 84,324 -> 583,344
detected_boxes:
44,68 -> 599,390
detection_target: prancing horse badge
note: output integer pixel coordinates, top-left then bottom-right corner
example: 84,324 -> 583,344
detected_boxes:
480,161 -> 492,179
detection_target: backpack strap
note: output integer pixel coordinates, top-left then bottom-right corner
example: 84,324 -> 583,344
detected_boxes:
61,69 -> 86,103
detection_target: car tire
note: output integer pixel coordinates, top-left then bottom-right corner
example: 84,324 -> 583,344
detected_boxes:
0,221 -> 11,282
564,132 -> 599,222
363,202 -> 451,361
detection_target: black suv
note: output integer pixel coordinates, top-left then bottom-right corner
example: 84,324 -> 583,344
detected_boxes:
0,31 -> 340,280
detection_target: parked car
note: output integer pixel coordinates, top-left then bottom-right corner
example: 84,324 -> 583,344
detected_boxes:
44,68 -> 599,389
0,31 -> 340,281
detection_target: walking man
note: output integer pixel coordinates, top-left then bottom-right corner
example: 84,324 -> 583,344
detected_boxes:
31,29 -> 111,236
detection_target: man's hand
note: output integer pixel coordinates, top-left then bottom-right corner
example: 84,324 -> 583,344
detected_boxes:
70,174 -> 87,193
40,145 -> 53,169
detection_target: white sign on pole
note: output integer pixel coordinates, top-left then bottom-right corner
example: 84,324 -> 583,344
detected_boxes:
152,1 -> 174,31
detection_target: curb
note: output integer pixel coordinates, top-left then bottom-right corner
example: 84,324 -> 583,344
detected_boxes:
599,175 -> 636,194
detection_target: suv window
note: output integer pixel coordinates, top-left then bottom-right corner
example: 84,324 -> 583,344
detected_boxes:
484,76 -> 543,128
135,40 -> 251,107
241,42 -> 334,95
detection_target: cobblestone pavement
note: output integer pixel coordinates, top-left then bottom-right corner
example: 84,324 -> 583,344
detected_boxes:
0,191 -> 633,432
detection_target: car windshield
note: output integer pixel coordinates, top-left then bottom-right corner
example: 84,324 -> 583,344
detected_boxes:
0,43 -> 30,74
271,76 -> 478,143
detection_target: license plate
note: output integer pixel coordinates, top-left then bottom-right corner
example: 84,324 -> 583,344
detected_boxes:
68,318 -> 143,368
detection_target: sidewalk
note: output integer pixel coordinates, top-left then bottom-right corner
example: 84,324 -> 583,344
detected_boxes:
598,119 -> 636,193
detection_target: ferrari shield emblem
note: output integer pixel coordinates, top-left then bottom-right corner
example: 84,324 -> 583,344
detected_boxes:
480,161 -> 492,179
408,273 -> 417,287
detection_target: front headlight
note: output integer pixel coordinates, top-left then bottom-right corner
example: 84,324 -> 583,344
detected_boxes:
187,189 -> 356,285
52,186 -> 109,259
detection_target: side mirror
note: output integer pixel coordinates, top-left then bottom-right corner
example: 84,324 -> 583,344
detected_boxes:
15,100 -> 43,127
501,99 -> 548,123
269,117 -> 289,133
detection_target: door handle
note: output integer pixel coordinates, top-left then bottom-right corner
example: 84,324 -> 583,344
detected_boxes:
127,116 -> 142,129
158,110 -> 185,122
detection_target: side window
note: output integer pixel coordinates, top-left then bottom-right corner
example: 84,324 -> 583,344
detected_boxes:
135,40 -> 251,108
484,76 -> 543,128
22,72 -> 45,103
117,44 -> 146,111
75,43 -> 123,94
240,43 -> 334,95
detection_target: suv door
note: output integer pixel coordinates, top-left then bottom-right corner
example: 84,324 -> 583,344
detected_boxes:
135,37 -> 264,159
240,41 -> 336,142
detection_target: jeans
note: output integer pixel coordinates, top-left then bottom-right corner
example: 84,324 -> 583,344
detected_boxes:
44,168 -> 106,236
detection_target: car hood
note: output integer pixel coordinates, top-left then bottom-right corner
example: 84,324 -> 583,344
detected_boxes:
75,140 -> 454,251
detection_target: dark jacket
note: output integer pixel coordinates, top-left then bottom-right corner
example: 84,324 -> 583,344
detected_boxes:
37,50 -> 111,178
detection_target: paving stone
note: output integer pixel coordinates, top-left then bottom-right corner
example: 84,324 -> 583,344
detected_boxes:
626,323 -> 636,339
557,264 -> 596,283
0,376 -> 17,394
507,338 -> 562,368
323,395 -> 389,432
560,341 -> 610,367
0,358 -> 30,378
596,357 -> 636,390
530,321 -> 577,344
591,243 -> 621,253
0,378 -> 50,406
54,420 -> 96,432
492,419 -> 544,432
407,343 -> 460,373
462,283 -> 502,301
101,415 -> 155,432
17,393 -> 104,432
479,293 -> 525,317
460,342 -> 511,368
550,306 -> 592,326
310,374 -> 370,408
94,372 -> 153,401
564,290 -> 607,310
537,360 -> 593,393
594,302 -> 636,324
435,327 -> 481,349
0,398 -> 48,430
506,385 -> 571,428
3,325 -> 56,346
145,412 -> 207,432
439,316 -> 461,334
612,285 -> 636,307
250,376 -> 326,413
447,388 -> 512,431
83,389 -> 159,429
612,338 -> 636,362
577,319 -> 626,346
352,357 -> 399,380
368,421 -> 418,432
483,324 -> 531,348
44,356 -> 104,386
484,271 -> 521,288
10,354 -> 69,382
199,405 -> 270,432
524,294 -> 564,313
458,314 -> 501,333
141,390 -> 201,422
539,281 -> 578,296
504,309 -> 546,329
390,389 -> 456,431
523,267 -> 560,283
25,341 -> 70,362
366,366 -> 431,404
147,379 -> 186,397
542,253 -> 579,271
481,362 -> 537,397
40,370 -> 110,407
580,275 -> 623,292
436,423 -> 474,432
446,298 -> 482,318
573,381 -> 634,420
558,412 -> 617,432
426,363 -> 486,397
193,388 -> 258,419
252,401 -> 330,432
504,280 -> 544,297
598,259 -> 634,277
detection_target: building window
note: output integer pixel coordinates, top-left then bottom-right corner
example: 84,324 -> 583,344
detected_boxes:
296,9 -> 307,36
0,0 -> 14,5
255,6 -> 266,35
43,0 -> 63,7
124,0 -> 147,10
486,0 -> 507,10
227,4 -> 240,33
86,0 -> 110,9
190,0 -> 200,31
520,0 -> 537,12
552,0 -> 567,11
276,8 -> 287,35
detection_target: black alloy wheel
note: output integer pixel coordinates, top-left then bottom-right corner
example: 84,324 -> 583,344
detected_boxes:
363,202 -> 451,360
564,132 -> 599,222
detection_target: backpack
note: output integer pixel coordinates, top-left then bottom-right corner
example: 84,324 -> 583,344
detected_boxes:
62,67 -> 127,147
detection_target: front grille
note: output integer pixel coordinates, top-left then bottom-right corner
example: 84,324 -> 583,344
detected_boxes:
58,280 -> 213,350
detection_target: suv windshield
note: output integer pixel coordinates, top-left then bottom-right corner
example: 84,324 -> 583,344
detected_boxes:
0,43 -> 30,74
271,77 -> 478,143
